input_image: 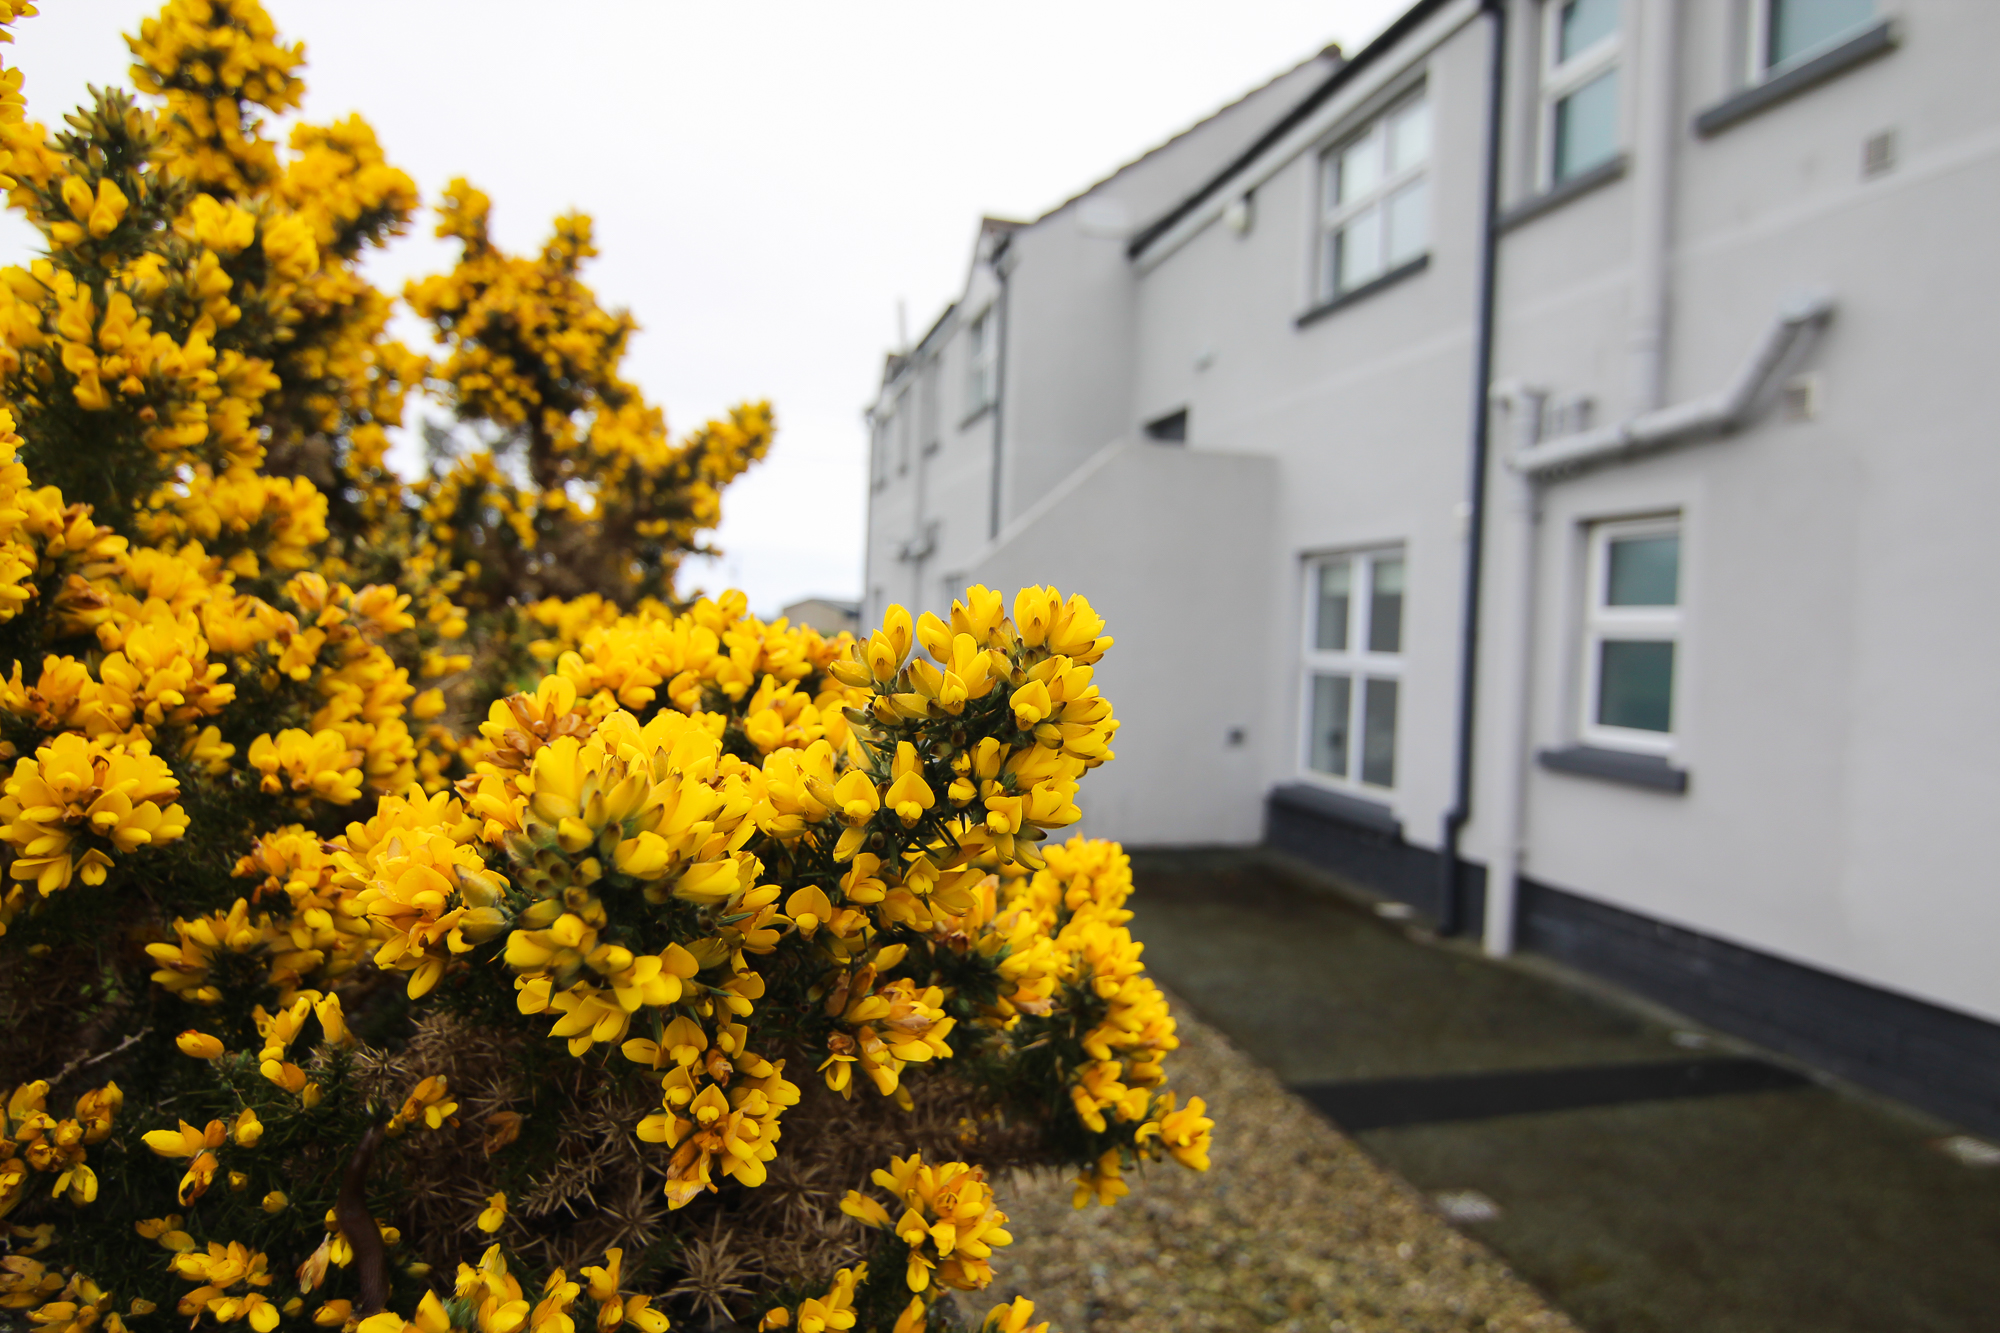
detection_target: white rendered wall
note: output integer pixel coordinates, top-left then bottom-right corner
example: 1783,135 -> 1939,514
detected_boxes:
1476,0 -> 2000,1022
964,440 -> 1280,848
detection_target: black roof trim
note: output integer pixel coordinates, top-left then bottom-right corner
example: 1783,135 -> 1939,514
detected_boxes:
1125,0 -> 1457,260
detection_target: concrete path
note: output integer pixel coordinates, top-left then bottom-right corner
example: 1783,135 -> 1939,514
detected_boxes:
1127,850 -> 2000,1333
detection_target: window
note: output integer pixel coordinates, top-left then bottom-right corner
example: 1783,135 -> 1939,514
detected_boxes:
1318,92 -> 1429,301
869,414 -> 889,490
1542,0 -> 1621,187
1754,0 -> 1875,75
1581,517 -> 1681,752
894,389 -> 911,475
1302,550 -> 1404,788
965,309 -> 998,415
918,359 -> 940,453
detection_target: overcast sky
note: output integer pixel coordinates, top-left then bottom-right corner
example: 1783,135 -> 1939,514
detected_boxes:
5,0 -> 1409,616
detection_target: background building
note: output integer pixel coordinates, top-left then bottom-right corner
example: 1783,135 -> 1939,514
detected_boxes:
863,0 -> 2000,1136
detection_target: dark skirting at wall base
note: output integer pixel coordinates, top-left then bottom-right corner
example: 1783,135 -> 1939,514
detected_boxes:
1518,879 -> 2000,1138
1265,785 -> 1486,936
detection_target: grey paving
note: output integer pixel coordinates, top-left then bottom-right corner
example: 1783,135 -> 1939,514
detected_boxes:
1127,850 -> 2000,1333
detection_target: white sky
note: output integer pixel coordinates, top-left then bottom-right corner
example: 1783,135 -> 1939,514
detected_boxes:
3,0 -> 1409,616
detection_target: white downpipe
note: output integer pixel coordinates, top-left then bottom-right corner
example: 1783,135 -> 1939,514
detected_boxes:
1512,293 -> 1833,478
1482,382 -> 1547,956
1482,294 -> 1832,957
1629,0 -> 1681,412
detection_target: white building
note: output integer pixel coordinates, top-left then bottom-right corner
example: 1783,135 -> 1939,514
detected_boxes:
863,0 -> 2000,1136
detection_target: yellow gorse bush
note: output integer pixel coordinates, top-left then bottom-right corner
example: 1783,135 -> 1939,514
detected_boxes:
0,4 -> 1211,1332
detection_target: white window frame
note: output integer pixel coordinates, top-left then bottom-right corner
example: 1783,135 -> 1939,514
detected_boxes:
1748,0 -> 1876,80
965,308 -> 997,416
1540,0 -> 1622,189
1316,90 -> 1430,303
1579,515 -> 1681,755
1299,548 -> 1406,791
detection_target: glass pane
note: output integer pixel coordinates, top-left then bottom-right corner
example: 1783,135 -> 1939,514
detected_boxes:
1387,97 -> 1430,173
1368,557 -> 1405,653
1384,178 -> 1429,267
1606,534 -> 1679,606
1309,673 -> 1352,777
1554,69 -> 1620,183
1314,560 -> 1351,651
1770,0 -> 1875,68
1361,677 -> 1399,787
1597,640 -> 1674,732
1559,0 -> 1620,62
1338,132 -> 1381,205
1335,207 -> 1383,291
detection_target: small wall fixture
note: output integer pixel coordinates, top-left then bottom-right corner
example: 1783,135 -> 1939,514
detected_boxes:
1224,195 -> 1254,235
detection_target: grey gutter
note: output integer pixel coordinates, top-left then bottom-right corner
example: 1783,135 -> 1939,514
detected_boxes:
1435,0 -> 1508,938
1124,0 -> 1450,261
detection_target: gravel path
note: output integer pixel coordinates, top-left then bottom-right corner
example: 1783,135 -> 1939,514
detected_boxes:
988,1000 -> 1581,1333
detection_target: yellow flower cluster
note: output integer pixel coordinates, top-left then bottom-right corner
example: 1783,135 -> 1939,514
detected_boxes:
128,0 -> 305,196
404,180 -> 774,605
170,1239 -> 283,1332
0,1079 -> 120,1215
347,1244 -> 671,1333
756,1263 -> 864,1333
0,732 -> 186,895
840,1154 -> 1013,1295
139,1108 -> 259,1206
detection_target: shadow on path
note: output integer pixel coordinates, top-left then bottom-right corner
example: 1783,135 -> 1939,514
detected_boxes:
1127,849 -> 2000,1333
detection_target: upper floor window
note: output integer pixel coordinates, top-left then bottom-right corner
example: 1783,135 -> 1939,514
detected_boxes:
1755,0 -> 1876,75
1581,517 -> 1681,753
869,414 -> 890,491
894,389 -> 911,475
1302,550 -> 1404,788
1318,92 -> 1429,301
1542,0 -> 1621,187
965,309 -> 998,416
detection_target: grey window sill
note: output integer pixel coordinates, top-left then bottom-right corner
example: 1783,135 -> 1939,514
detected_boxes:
1538,745 -> 1688,794
1695,20 -> 1898,138
1499,155 -> 1628,233
958,403 -> 994,430
1270,781 -> 1402,836
1295,255 -> 1430,329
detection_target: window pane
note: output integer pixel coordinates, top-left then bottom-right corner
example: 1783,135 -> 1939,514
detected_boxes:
1315,560 -> 1351,651
1310,673 -> 1352,777
1606,534 -> 1679,606
1338,133 -> 1381,205
1387,98 -> 1430,173
1559,0 -> 1620,62
1384,178 -> 1429,267
1597,640 -> 1674,732
1554,69 -> 1620,183
1336,207 -> 1383,291
1769,0 -> 1875,68
1367,557 -> 1405,653
1361,677 -> 1399,786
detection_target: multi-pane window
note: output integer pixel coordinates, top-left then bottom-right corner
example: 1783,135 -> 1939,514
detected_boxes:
1318,92 -> 1429,301
1542,0 -> 1621,187
1756,0 -> 1875,74
1581,518 -> 1681,751
1303,551 -> 1404,788
966,309 -> 998,415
